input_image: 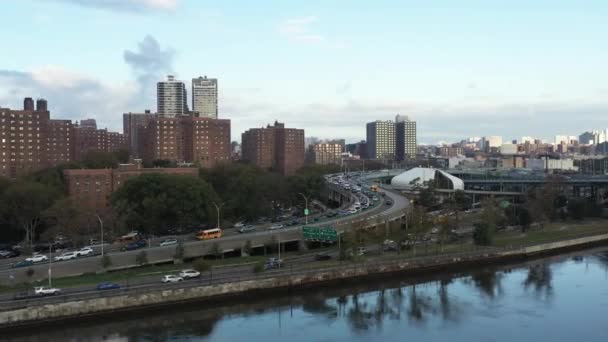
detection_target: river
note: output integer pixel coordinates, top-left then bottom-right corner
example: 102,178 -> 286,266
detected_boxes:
5,248 -> 608,341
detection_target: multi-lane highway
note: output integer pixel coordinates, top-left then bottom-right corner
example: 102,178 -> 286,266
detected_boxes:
0,171 -> 410,286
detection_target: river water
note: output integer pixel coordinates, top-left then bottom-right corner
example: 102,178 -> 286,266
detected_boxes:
6,248 -> 608,342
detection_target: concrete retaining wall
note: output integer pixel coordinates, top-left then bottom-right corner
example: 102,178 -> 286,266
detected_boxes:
2,232 -> 608,330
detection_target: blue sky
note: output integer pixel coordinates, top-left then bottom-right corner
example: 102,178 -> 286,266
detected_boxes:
1,0 -> 607,144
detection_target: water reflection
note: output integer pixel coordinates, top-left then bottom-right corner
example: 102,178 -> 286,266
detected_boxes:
5,248 -> 608,342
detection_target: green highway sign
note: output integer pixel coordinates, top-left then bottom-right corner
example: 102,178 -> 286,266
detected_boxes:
304,208 -> 309,215
302,226 -> 337,242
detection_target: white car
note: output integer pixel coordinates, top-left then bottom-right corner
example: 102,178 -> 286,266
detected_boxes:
34,286 -> 61,296
159,239 -> 178,247
26,254 -> 48,263
54,251 -> 78,261
179,269 -> 201,279
77,247 -> 94,257
270,224 -> 284,230
161,275 -> 184,283
233,222 -> 245,228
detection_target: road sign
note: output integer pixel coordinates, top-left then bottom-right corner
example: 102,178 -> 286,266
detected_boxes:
304,208 -> 309,215
302,226 -> 338,242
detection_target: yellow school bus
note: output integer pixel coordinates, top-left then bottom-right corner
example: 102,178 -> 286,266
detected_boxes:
196,228 -> 222,240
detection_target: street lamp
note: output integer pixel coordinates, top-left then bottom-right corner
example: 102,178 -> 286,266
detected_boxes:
95,214 -> 104,258
212,202 -> 224,229
299,193 -> 309,225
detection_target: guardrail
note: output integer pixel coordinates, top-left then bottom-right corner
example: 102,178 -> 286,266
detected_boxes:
0,244 -> 509,312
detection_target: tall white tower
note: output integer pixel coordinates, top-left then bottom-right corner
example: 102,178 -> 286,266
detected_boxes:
192,76 -> 218,119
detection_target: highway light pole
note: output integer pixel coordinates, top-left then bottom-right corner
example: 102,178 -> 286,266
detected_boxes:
212,202 -> 224,229
95,214 -> 104,258
48,244 -> 52,287
299,193 -> 309,225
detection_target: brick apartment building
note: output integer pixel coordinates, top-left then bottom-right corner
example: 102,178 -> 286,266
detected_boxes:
74,120 -> 127,160
1,98 -> 78,178
139,115 -> 230,168
123,111 -> 156,159
241,121 -> 305,175
63,163 -> 198,209
311,140 -> 344,165
0,99 -> 126,179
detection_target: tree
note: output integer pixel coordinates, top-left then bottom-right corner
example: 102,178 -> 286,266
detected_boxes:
111,173 -> 219,235
113,149 -> 130,164
0,182 -> 60,247
567,198 -> 586,220
408,206 -> 433,256
210,242 -> 222,259
43,198 -> 88,246
193,258 -> 211,273
473,223 -> 494,246
242,240 -> 252,256
82,151 -> 119,169
416,182 -> 437,208
101,255 -> 112,269
479,198 -> 504,231
135,251 -> 148,266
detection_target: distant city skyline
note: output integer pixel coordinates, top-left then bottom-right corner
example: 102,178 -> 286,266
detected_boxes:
1,0 -> 607,143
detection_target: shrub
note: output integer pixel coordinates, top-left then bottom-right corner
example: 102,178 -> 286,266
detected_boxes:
101,255 -> 112,269
253,262 -> 264,273
473,223 -> 494,246
135,251 -> 148,266
192,258 -> 211,273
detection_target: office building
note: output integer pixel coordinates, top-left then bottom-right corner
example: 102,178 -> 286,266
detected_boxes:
366,120 -> 395,160
241,121 -> 305,175
192,76 -> 218,119
395,115 -> 417,160
157,75 -> 187,117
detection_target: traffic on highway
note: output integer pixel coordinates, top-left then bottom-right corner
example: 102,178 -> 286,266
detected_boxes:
0,170 -> 408,302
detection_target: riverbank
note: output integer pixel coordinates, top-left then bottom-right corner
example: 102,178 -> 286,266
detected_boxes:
1,232 -> 608,331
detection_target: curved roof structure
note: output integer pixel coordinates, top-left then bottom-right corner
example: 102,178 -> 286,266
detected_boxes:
391,167 -> 464,191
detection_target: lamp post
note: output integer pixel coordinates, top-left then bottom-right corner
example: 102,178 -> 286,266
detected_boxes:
212,202 -> 224,229
299,193 -> 309,225
48,244 -> 52,287
95,214 -> 104,258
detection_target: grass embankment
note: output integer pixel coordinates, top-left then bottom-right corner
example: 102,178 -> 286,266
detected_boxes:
493,220 -> 608,247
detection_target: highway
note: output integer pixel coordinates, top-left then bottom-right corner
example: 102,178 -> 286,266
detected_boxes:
0,171 -> 410,286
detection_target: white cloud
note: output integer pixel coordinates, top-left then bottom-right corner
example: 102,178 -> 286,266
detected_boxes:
277,16 -> 325,43
44,0 -> 178,12
0,66 -> 137,132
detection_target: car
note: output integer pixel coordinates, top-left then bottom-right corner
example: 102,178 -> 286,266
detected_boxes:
356,247 -> 368,256
179,269 -> 201,279
13,260 -> 34,268
54,251 -> 79,261
315,253 -> 332,261
0,249 -> 20,258
264,258 -> 283,270
161,275 -> 184,283
123,240 -> 147,251
385,200 -> 393,206
34,286 -> 61,296
77,247 -> 94,256
97,282 -> 121,291
383,240 -> 397,251
233,222 -> 245,228
238,225 -> 256,233
25,254 -> 48,263
269,224 -> 284,230
160,238 -> 178,247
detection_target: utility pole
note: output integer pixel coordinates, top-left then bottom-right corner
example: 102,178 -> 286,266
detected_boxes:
212,202 -> 224,229
48,244 -> 52,287
95,214 -> 104,258
299,193 -> 309,225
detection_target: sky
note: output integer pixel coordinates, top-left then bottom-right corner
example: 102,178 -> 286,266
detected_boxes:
1,0 -> 607,144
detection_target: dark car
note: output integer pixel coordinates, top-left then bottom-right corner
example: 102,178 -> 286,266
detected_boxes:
123,240 -> 146,251
13,260 -> 34,268
315,253 -> 332,261
385,200 -> 393,206
0,249 -> 20,258
97,282 -> 121,291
